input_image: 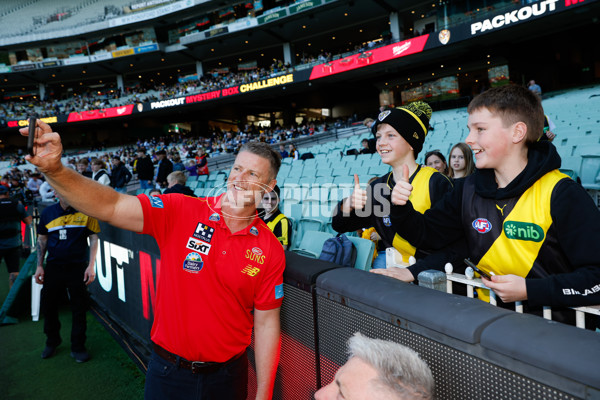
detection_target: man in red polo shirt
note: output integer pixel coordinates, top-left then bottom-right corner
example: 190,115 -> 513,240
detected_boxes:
22,120 -> 284,400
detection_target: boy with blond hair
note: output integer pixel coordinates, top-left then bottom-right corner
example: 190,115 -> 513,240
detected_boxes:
387,85 -> 600,312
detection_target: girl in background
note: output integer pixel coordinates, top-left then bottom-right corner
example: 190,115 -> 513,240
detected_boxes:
448,142 -> 475,179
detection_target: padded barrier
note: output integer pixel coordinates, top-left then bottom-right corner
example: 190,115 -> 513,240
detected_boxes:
88,224 -> 600,399
246,251 -> 340,400
316,268 -> 600,400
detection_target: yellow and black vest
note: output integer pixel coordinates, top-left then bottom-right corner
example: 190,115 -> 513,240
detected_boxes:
264,212 -> 290,247
462,170 -> 571,301
378,166 -> 439,263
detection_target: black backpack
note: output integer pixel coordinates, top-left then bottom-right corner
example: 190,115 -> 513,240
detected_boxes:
319,234 -> 357,268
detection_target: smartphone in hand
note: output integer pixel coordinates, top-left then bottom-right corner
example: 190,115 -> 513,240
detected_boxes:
464,258 -> 491,279
27,115 -> 37,156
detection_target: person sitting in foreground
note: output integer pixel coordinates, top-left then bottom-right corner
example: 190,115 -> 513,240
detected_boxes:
315,332 -> 434,400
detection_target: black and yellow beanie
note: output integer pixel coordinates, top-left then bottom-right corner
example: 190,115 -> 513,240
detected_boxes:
373,101 -> 432,156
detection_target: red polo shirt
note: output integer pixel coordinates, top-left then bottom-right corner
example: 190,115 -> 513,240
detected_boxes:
138,193 -> 285,362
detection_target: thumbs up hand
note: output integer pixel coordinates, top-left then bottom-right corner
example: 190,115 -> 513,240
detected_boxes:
391,165 -> 413,206
342,174 -> 368,213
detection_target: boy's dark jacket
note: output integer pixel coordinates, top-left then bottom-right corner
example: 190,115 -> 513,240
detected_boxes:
391,141 -> 600,308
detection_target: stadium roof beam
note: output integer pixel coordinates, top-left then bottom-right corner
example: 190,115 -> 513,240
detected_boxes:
372,0 -> 397,13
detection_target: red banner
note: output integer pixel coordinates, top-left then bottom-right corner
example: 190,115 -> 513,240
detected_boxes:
309,35 -> 430,80
67,104 -> 134,122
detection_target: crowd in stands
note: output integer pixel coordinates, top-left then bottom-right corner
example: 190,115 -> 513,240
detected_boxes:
0,34 -> 392,122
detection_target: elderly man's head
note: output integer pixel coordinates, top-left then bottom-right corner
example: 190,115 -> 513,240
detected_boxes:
315,333 -> 434,400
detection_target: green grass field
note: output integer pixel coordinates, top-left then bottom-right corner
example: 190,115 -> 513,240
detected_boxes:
0,258 -> 145,400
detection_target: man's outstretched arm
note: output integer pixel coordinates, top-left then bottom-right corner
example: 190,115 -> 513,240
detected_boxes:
20,120 -> 144,232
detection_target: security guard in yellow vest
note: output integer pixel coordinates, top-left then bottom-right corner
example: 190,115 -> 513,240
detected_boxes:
260,185 -> 291,250
333,101 -> 454,274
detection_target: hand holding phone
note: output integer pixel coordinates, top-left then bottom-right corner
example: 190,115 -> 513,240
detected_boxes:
464,258 -> 491,280
27,115 -> 36,157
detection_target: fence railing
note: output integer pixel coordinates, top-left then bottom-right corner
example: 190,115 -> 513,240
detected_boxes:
416,263 -> 600,330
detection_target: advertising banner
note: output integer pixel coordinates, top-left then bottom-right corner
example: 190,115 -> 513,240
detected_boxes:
11,63 -> 37,72
90,53 -> 113,62
309,36 -> 429,80
112,48 -> 135,58
134,43 -> 159,54
88,222 -> 160,343
288,0 -> 321,14
204,26 -> 229,39
62,56 -> 90,65
257,9 -> 287,24
67,105 -> 134,122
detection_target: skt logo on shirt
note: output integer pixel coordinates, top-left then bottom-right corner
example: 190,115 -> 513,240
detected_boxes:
241,265 -> 261,277
183,252 -> 203,273
245,247 -> 265,264
504,221 -> 544,242
186,237 -> 211,255
193,222 -> 215,243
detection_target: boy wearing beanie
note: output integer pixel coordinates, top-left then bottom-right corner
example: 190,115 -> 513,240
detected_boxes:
332,101 -> 454,275
389,85 -> 600,318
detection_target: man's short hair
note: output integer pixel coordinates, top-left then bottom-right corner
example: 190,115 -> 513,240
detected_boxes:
239,142 -> 281,179
347,333 -> 434,400
167,171 -> 187,185
467,84 -> 544,144
77,158 -> 89,166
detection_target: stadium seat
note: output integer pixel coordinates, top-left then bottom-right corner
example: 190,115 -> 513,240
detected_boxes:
579,155 -> 600,190
291,231 -> 334,258
347,236 -> 375,271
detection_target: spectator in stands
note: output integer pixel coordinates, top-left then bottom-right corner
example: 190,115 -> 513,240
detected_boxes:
39,180 -> 55,202
260,185 -> 291,250
315,333 -> 434,400
424,150 -> 449,176
346,139 -> 376,156
27,172 -> 43,197
185,160 -> 199,177
155,150 -> 173,188
528,80 -> 542,98
163,171 -> 195,197
135,148 -> 155,190
0,185 -> 32,290
34,191 -> 99,363
278,144 -> 289,159
196,148 -> 209,176
388,84 -> 600,315
91,159 -> 111,186
333,101 -> 453,272
110,156 -> 132,194
76,159 -> 92,178
148,189 -> 161,196
172,154 -> 185,172
288,143 -> 299,160
448,143 -> 475,179
540,115 -> 556,142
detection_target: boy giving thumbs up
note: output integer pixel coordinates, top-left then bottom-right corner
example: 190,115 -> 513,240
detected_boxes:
333,101 -> 454,276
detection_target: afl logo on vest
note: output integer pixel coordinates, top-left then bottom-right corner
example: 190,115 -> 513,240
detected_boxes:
472,218 -> 492,234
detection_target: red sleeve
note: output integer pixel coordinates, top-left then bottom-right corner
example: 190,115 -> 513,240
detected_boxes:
254,238 -> 286,310
137,194 -> 173,246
